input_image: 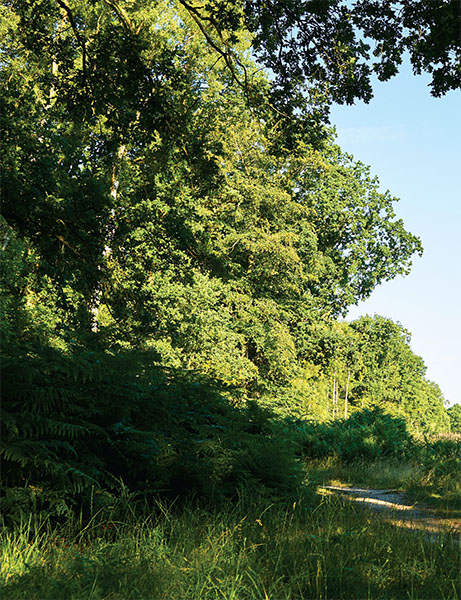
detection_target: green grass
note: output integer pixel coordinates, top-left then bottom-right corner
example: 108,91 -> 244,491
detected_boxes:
307,457 -> 423,491
1,490 -> 459,600
306,456 -> 461,513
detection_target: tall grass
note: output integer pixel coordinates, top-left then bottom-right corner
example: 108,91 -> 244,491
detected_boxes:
306,455 -> 460,512
306,456 -> 421,491
300,413 -> 461,511
1,491 -> 458,600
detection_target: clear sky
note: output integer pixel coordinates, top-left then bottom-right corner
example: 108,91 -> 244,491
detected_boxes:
330,58 -> 460,407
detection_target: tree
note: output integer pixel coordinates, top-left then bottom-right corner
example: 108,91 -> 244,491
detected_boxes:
346,315 -> 449,433
172,0 -> 461,141
448,404 -> 461,434
1,1 -> 422,360
6,1 -> 459,151
0,0 -> 453,510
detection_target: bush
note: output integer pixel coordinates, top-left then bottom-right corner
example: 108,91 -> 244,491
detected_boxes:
447,404 -> 461,434
301,408 -> 413,462
1,339 -> 304,524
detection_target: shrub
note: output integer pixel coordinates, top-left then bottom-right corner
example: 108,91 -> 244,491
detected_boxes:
1,338 -> 304,524
301,408 -> 413,462
447,404 -> 461,434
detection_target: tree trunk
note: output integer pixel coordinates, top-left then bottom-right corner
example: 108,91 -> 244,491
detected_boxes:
332,370 -> 336,419
344,369 -> 350,419
90,144 -> 126,332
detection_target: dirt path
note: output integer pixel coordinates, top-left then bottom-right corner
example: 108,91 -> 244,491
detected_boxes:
319,485 -> 460,539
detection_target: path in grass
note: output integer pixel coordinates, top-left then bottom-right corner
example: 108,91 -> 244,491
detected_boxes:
319,485 -> 460,538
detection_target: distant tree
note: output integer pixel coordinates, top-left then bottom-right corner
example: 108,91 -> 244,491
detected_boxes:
346,315 -> 449,433
448,404 -> 461,434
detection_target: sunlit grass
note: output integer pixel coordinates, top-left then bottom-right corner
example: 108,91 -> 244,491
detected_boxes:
307,456 -> 461,512
307,457 -> 420,489
1,491 -> 458,600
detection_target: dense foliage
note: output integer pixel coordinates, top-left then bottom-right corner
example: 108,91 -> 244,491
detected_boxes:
448,404 -> 461,433
416,437 -> 461,501
301,408 -> 413,461
0,0 -> 456,516
301,410 -> 460,510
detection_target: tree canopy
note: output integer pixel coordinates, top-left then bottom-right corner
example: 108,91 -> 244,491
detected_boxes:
5,0 -> 460,145
0,0 -> 456,510
1,0 -> 424,381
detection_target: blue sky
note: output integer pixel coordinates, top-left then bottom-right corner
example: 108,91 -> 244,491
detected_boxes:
330,58 -> 460,407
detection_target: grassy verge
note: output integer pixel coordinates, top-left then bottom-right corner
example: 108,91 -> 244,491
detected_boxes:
1,490 -> 459,600
306,457 -> 461,513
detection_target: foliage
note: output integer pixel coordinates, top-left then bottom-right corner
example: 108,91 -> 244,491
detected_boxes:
1,326 -> 304,523
0,0 -> 454,518
300,408 -> 459,500
301,408 -> 413,462
33,0 -> 458,146
306,436 -> 461,511
414,437 -> 461,504
280,315 -> 450,435
348,316 -> 449,434
448,404 -> 461,433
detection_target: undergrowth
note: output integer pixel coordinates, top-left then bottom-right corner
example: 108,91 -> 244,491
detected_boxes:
300,411 -> 461,510
307,455 -> 461,512
1,492 -> 458,600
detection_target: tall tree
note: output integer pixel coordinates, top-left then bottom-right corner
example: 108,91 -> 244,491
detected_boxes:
176,0 -> 461,141
0,1 -> 451,412
1,1 -> 423,386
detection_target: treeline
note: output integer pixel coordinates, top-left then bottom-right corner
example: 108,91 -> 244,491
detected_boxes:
263,315 -> 449,434
0,0 -> 453,515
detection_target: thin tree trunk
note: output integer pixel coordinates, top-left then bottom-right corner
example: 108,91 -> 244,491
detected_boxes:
332,370 -> 336,419
90,144 -> 126,332
344,369 -> 350,419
